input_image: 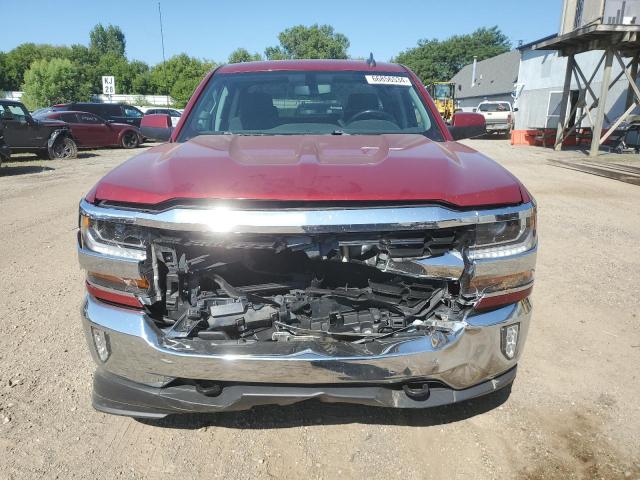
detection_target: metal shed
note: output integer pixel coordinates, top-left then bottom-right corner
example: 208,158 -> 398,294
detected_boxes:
529,0 -> 640,154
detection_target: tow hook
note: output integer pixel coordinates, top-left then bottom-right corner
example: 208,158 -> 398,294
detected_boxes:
195,381 -> 223,397
402,382 -> 431,401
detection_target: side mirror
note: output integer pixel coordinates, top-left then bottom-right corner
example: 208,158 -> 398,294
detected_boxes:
448,112 -> 486,140
140,114 -> 173,142
513,107 -> 519,112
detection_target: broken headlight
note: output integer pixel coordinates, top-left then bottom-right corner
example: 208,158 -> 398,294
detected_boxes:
468,208 -> 536,260
80,215 -> 148,261
464,206 -> 537,309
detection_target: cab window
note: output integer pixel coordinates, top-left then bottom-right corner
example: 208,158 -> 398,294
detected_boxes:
123,106 -> 142,118
1,104 -> 29,121
478,103 -> 511,112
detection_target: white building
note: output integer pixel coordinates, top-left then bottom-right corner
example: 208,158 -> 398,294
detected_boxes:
512,0 -> 640,147
513,38 -> 636,142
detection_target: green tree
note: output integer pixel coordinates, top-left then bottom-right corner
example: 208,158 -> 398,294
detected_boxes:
169,77 -> 201,107
394,26 -> 511,84
265,24 -> 349,60
126,60 -> 152,94
149,54 -> 215,106
131,70 -> 153,96
0,52 -> 9,91
3,43 -> 72,91
89,24 -> 126,57
65,44 -> 100,94
21,58 -> 91,110
92,54 -> 150,94
228,48 -> 262,64
66,44 -> 94,65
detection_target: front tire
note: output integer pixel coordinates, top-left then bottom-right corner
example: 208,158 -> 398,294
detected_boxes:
49,137 -> 78,159
121,131 -> 140,149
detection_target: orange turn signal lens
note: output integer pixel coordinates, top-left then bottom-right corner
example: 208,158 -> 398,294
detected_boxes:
88,272 -> 149,290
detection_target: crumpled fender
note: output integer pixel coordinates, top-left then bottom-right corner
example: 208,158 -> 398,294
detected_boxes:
47,128 -> 73,158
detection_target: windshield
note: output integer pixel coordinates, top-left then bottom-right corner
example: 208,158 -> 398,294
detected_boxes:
433,84 -> 453,100
478,102 -> 511,112
177,71 -> 443,142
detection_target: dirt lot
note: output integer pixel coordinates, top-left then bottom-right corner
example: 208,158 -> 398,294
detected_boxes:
0,140 -> 639,479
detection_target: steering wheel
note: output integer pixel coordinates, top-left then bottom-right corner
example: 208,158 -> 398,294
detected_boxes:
347,109 -> 395,124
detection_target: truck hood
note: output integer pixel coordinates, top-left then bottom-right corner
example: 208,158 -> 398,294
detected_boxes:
92,134 -> 524,207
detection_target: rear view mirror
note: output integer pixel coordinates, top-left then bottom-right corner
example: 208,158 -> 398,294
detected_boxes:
448,112 -> 486,140
140,114 -> 173,142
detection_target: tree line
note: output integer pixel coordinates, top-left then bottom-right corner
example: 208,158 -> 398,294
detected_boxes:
0,23 -> 511,110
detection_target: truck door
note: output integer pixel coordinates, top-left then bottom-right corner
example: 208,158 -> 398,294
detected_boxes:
0,103 -> 35,148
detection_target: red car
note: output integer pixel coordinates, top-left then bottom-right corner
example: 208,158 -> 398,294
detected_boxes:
78,60 -> 536,418
35,111 -> 142,149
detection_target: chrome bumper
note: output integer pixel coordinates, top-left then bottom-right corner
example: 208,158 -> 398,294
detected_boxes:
82,295 -> 531,390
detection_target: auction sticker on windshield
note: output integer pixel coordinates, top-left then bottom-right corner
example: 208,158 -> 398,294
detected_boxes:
365,75 -> 412,86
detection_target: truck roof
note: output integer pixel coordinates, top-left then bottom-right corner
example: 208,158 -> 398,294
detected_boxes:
217,59 -> 408,74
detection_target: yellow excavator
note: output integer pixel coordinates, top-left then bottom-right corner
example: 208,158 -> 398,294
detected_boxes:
427,82 -> 456,123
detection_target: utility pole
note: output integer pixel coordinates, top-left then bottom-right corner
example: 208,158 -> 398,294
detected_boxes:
158,2 -> 168,104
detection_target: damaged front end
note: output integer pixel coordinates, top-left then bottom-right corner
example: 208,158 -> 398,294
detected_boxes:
148,227 -> 468,344
78,200 -> 536,415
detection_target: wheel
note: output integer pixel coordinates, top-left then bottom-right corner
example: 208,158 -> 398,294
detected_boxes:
49,136 -> 77,159
121,131 -> 140,149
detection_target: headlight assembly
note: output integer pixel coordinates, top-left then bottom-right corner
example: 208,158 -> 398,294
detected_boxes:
464,206 -> 537,309
468,208 -> 536,260
80,214 -> 148,261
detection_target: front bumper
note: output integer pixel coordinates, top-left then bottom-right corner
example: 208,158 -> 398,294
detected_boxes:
93,365 -> 517,418
485,123 -> 511,132
82,295 -> 531,416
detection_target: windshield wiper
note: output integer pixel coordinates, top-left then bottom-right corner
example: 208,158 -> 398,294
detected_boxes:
210,131 -> 267,136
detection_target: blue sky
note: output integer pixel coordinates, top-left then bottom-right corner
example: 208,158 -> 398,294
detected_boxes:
2,0 -> 562,64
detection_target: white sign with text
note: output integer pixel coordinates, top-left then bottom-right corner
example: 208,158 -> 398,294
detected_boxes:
102,76 -> 115,95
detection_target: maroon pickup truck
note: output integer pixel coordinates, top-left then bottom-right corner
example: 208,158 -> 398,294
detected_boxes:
78,60 -> 536,418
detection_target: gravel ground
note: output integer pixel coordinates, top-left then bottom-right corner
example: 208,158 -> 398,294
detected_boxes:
0,140 -> 639,480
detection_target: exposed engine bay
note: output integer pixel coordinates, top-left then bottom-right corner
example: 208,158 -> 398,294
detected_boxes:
142,229 -> 471,344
